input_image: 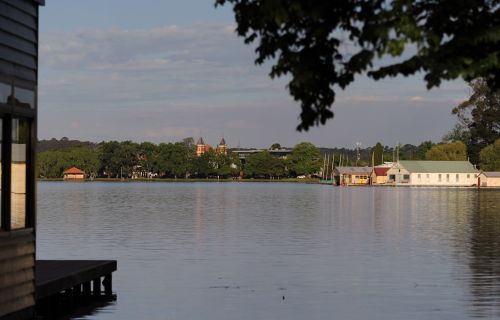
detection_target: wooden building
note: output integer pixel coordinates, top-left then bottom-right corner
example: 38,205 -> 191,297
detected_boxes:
63,167 -> 85,180
386,160 -> 478,186
0,0 -> 43,318
371,167 -> 390,185
478,172 -> 500,188
333,167 -> 372,186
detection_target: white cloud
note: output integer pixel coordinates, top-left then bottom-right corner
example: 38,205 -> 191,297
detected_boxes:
37,22 -> 468,147
143,126 -> 200,139
409,96 -> 424,102
39,23 -> 284,111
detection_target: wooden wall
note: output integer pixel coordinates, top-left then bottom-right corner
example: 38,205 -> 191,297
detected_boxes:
0,0 -> 38,84
0,0 -> 39,318
0,232 -> 35,318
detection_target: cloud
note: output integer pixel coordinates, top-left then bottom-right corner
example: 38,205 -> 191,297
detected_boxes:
39,23 -> 285,111
143,126 -> 200,139
40,24 -> 243,69
70,121 -> 80,129
38,22 -> 468,148
409,96 -> 424,102
224,119 -> 257,129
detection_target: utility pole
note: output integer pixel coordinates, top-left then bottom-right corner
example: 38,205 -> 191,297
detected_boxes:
355,142 -> 361,166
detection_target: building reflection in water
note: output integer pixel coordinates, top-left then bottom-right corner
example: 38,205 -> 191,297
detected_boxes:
466,190 -> 500,318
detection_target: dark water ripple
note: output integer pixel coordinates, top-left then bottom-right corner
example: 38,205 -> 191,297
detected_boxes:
37,182 -> 500,320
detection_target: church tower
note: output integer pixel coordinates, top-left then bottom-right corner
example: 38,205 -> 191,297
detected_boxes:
216,137 -> 228,155
196,137 -> 206,157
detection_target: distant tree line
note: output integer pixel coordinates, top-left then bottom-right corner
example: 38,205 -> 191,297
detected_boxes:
36,140 -> 324,179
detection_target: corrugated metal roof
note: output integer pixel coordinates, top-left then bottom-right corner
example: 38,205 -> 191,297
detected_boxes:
482,172 -> 500,177
398,160 -> 478,173
335,166 -> 372,174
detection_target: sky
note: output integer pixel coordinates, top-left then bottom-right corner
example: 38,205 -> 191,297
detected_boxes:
38,0 -> 470,149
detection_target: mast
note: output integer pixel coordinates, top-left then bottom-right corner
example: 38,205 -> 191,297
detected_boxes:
331,154 -> 335,181
322,154 -> 326,180
325,154 -> 330,181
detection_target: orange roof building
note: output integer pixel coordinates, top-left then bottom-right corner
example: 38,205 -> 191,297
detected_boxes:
63,167 -> 85,180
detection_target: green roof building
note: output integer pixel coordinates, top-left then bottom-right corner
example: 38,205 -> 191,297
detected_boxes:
386,161 -> 479,186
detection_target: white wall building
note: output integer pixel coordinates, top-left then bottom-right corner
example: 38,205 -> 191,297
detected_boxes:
478,172 -> 500,187
386,160 -> 478,187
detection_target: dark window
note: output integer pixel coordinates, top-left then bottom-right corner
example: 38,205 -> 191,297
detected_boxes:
389,174 -> 396,181
14,87 -> 35,109
403,174 -> 410,180
0,82 -> 11,104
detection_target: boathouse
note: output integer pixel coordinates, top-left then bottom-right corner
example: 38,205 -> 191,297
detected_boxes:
386,160 -> 478,186
371,167 -> 390,185
477,172 -> 500,188
0,0 -> 43,318
63,167 -> 85,180
333,167 -> 372,186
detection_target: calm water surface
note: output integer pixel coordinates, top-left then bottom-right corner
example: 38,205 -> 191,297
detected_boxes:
37,182 -> 500,320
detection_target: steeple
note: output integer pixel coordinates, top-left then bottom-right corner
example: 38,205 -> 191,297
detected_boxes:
196,137 -> 206,157
216,136 -> 228,155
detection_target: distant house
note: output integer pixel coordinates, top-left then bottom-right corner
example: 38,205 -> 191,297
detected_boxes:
386,160 -> 478,186
63,167 -> 85,180
371,167 -> 390,185
478,172 -> 500,187
333,167 -> 372,185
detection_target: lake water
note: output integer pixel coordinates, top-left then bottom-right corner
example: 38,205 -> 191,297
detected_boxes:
37,182 -> 500,320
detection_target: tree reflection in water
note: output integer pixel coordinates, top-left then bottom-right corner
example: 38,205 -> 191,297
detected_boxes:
467,190 -> 500,318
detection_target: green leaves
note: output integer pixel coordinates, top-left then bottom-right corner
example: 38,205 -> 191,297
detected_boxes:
216,0 -> 500,130
479,139 -> 500,171
37,147 -> 99,178
450,79 -> 500,163
244,151 -> 285,178
425,141 -> 467,161
286,142 -> 321,176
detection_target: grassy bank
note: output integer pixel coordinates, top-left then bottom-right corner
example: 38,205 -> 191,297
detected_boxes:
38,177 -> 321,184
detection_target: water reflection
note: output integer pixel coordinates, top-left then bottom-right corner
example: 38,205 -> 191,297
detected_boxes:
37,183 -> 500,320
466,191 -> 500,318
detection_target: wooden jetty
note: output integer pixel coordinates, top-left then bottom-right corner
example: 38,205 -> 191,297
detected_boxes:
36,260 -> 117,318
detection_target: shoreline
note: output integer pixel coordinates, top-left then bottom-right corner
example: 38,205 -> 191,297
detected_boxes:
36,179 -> 500,189
37,178 -> 322,184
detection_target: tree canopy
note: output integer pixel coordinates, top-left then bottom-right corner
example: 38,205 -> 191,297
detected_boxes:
245,151 -> 285,178
451,79 -> 500,163
425,141 -> 467,161
479,138 -> 500,171
287,142 -> 321,176
216,0 -> 500,130
372,142 -> 384,166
